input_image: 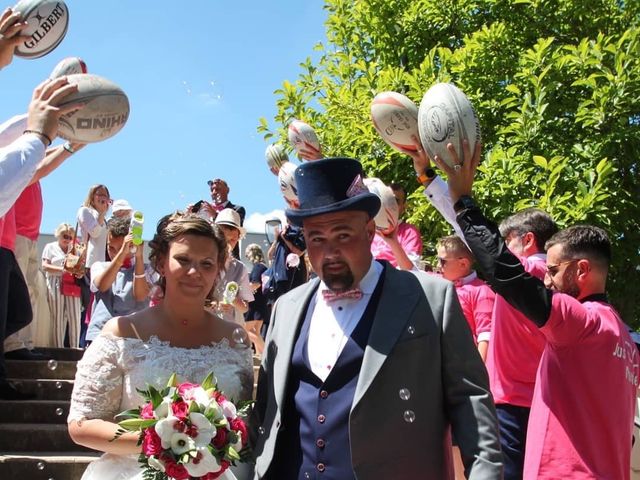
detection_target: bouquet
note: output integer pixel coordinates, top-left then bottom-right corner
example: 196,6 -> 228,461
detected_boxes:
113,372 -> 252,480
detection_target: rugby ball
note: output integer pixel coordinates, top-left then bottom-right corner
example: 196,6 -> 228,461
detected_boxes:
278,161 -> 298,202
13,0 -> 69,59
287,119 -> 322,161
56,74 -> 130,143
364,177 -> 399,235
49,56 -> 87,78
265,144 -> 288,174
418,83 -> 481,168
370,92 -> 421,153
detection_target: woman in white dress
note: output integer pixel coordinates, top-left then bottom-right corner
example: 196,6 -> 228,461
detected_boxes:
41,223 -> 82,347
67,213 -> 254,480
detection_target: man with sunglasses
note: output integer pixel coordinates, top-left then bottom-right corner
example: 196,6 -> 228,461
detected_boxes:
435,140 -> 637,480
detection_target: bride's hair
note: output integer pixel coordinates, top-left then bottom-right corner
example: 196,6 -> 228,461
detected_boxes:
148,212 -> 228,295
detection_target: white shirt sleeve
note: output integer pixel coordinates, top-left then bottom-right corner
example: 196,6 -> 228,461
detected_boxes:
422,176 -> 469,247
77,206 -> 105,239
89,261 -> 109,293
0,114 -> 46,216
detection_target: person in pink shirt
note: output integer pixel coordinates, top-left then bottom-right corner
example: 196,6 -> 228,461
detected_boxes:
371,183 -> 423,270
436,235 -> 494,361
442,141 -> 638,480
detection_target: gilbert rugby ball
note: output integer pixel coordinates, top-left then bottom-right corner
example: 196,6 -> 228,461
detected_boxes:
49,56 -> 87,78
265,144 -> 288,173
278,161 -> 298,202
57,74 -> 130,143
364,177 -> 399,235
370,92 -> 421,153
287,119 -> 322,160
418,83 -> 481,168
13,0 -> 69,59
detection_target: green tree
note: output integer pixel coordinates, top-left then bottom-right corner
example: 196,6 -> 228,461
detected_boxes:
258,0 -> 640,325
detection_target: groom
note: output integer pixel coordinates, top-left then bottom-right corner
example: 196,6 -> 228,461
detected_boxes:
251,158 -> 503,479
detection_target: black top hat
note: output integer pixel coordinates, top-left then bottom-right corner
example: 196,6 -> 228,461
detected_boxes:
285,158 -> 381,226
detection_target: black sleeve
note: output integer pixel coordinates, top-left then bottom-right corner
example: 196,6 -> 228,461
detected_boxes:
456,206 -> 553,327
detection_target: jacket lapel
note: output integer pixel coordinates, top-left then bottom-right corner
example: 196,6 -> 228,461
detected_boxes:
351,265 -> 421,410
273,278 -> 319,405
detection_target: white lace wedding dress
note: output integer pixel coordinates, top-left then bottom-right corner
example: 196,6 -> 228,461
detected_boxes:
68,333 -> 254,480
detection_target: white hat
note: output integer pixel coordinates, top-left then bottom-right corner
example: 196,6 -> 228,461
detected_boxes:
112,199 -> 132,213
214,208 -> 246,238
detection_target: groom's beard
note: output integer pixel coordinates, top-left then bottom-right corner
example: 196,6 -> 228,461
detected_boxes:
322,261 -> 355,293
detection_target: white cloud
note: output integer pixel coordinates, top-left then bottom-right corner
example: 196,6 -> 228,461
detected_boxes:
244,210 -> 287,234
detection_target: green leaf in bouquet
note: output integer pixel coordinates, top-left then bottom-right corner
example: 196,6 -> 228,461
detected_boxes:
118,418 -> 158,431
201,371 -> 217,390
226,445 -> 241,462
166,373 -> 178,388
114,408 -> 144,421
147,385 -> 163,409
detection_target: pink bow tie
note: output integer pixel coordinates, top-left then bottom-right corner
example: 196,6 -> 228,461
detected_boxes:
322,288 -> 363,303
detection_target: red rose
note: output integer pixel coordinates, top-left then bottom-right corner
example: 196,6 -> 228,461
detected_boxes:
212,426 -> 228,448
177,382 -> 200,399
214,391 -> 227,403
164,460 -> 189,480
140,402 -> 155,419
230,418 -> 248,446
202,460 -> 231,479
171,400 -> 190,419
141,428 -> 163,456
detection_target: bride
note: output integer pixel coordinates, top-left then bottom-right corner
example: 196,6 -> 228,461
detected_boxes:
67,213 -> 254,479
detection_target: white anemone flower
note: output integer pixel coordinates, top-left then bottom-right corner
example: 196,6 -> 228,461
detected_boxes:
147,455 -> 166,472
184,446 -> 221,477
155,415 -> 180,448
170,432 -> 196,455
221,400 -> 237,419
190,412 -> 216,446
192,387 -> 214,409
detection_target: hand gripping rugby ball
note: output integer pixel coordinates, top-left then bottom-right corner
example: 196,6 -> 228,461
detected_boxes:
417,83 -> 481,168
265,143 -> 289,174
56,74 -> 130,143
49,56 -> 87,78
363,177 -> 399,235
278,161 -> 298,202
13,0 -> 69,59
287,119 -> 322,161
370,92 -> 421,153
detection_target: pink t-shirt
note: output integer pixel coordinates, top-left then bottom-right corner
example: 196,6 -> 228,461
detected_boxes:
370,221 -> 423,268
14,182 -> 42,241
486,254 -> 548,406
455,272 -> 495,344
0,206 -> 16,252
524,295 -> 637,479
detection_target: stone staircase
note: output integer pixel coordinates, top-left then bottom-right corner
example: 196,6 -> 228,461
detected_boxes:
0,347 -> 99,479
0,347 -> 262,479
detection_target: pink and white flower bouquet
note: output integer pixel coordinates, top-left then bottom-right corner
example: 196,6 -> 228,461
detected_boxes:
113,372 -> 252,480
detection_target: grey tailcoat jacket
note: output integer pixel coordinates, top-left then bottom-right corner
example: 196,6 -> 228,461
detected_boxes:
252,263 -> 503,479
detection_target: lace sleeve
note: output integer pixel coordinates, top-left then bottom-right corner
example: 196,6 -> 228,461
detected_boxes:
68,334 -> 125,424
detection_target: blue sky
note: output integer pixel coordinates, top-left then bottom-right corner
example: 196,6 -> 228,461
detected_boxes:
1,1 -> 327,235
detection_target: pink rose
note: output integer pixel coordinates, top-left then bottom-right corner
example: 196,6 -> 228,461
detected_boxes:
230,418 -> 248,447
177,382 -> 200,400
214,391 -> 227,403
141,429 -> 162,456
164,459 -> 189,480
171,400 -> 189,419
140,402 -> 155,419
212,426 -> 228,449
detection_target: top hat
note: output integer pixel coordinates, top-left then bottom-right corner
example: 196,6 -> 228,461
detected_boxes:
285,158 -> 381,226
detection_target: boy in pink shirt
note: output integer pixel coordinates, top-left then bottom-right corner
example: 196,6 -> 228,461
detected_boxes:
443,142 -> 637,480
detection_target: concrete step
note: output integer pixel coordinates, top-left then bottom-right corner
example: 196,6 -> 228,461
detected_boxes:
0,399 -> 70,424
8,378 -> 74,400
0,452 -> 99,480
6,359 -> 77,380
0,424 -> 95,453
33,347 -> 85,362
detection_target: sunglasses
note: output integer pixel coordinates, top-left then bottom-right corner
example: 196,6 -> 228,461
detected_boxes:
62,234 -> 73,240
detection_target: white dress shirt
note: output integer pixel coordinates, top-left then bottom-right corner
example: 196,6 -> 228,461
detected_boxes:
423,175 -> 469,248
306,260 -> 383,381
0,114 -> 46,217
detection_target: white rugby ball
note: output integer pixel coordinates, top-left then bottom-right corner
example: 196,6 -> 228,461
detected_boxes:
418,83 -> 481,168
265,144 -> 288,173
287,119 -> 322,160
364,177 -> 399,235
278,161 -> 298,202
49,56 -> 87,78
56,74 -> 130,143
13,0 -> 69,59
370,92 -> 421,153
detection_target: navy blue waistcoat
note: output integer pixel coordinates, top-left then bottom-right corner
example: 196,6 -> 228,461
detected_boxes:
266,273 -> 385,480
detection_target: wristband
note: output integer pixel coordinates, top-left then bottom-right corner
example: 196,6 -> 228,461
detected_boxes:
416,167 -> 436,185
453,195 -> 476,213
23,129 -> 52,147
63,142 -> 75,154
134,273 -> 146,279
